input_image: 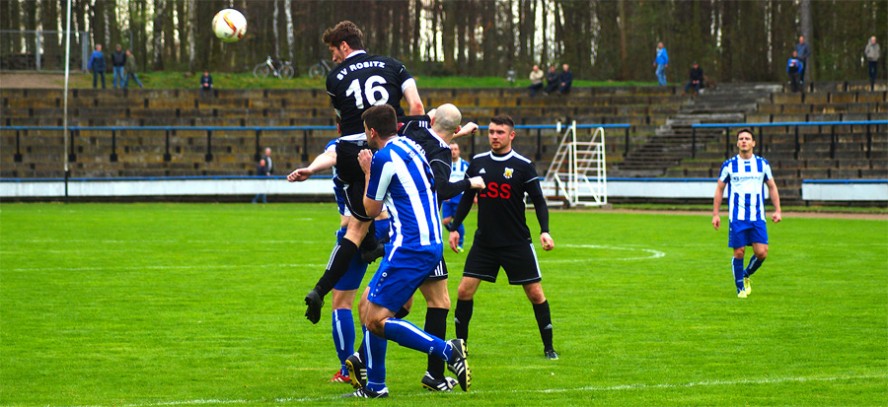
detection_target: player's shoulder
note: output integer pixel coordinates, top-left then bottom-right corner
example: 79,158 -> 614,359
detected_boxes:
508,150 -> 533,165
720,155 -> 738,168
755,155 -> 772,166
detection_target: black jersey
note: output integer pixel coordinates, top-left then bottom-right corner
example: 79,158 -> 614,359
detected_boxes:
326,51 -> 413,137
457,149 -> 549,247
401,124 -> 471,202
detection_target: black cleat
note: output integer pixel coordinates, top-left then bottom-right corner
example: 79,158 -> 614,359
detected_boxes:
445,339 -> 471,392
304,289 -> 323,324
360,236 -> 389,263
421,372 -> 457,392
343,387 -> 389,398
345,353 -> 367,390
545,349 -> 560,360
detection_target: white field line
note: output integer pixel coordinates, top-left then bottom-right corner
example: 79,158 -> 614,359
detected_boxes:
60,373 -> 887,407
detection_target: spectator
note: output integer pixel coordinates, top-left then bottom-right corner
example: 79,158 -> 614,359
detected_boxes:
685,62 -> 704,94
865,36 -> 880,91
787,51 -> 804,93
122,49 -> 143,89
252,158 -> 269,204
200,71 -> 213,91
558,64 -> 573,95
87,44 -> 106,89
544,65 -> 559,94
653,41 -> 669,86
528,65 -> 544,97
262,147 -> 273,174
111,44 -> 126,89
795,35 -> 810,84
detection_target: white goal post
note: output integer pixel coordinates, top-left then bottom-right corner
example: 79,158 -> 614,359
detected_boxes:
542,121 -> 608,208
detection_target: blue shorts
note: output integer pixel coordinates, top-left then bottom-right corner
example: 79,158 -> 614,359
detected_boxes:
441,198 -> 461,219
366,244 -> 442,312
333,218 -> 391,291
728,220 -> 769,248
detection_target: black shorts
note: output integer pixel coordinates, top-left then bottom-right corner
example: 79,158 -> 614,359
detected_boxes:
463,242 -> 542,285
425,258 -> 448,282
335,139 -> 372,221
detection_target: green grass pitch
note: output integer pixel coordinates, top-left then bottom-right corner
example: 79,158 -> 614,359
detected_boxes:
1,203 -> 886,406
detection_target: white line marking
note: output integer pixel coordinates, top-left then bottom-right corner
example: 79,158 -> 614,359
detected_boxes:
62,373 -> 887,407
560,244 -> 667,261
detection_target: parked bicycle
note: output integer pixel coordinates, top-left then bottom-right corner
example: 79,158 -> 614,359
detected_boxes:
307,59 -> 333,79
253,56 -> 294,79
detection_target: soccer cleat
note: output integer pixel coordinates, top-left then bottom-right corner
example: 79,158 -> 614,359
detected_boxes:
304,289 -> 323,324
360,235 -> 389,263
744,277 -> 752,295
330,370 -> 350,383
445,339 -> 471,392
456,246 -> 464,253
421,372 -> 458,392
344,387 -> 389,398
345,354 -> 367,390
545,349 -> 560,360
737,290 -> 748,299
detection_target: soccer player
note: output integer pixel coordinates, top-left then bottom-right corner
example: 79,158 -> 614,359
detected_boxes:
287,139 -> 390,383
346,104 -> 469,398
447,115 -> 559,360
712,129 -> 782,298
398,104 -> 483,391
303,20 -> 424,324
442,141 -> 471,252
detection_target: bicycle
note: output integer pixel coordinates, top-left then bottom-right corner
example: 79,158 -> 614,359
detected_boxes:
253,56 -> 295,79
307,59 -> 333,79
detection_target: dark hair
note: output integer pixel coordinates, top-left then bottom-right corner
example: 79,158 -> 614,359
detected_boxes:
362,105 -> 398,138
490,114 -> 515,129
736,128 -> 755,141
322,20 -> 365,51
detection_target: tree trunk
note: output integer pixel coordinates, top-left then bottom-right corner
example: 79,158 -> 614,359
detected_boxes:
152,0 -> 164,70
799,0 -> 813,80
187,0 -> 195,71
285,0 -> 295,66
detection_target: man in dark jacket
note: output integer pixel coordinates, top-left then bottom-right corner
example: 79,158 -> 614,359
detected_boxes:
544,65 -> 559,94
87,44 -> 106,89
685,62 -> 704,94
111,44 -> 126,89
558,64 -> 573,95
200,71 -> 213,91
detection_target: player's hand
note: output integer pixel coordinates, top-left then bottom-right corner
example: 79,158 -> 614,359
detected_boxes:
540,232 -> 554,251
468,176 -> 485,189
771,211 -> 782,223
287,168 -> 312,182
712,215 -> 721,230
357,149 -> 373,174
454,122 -> 479,139
448,230 -> 462,253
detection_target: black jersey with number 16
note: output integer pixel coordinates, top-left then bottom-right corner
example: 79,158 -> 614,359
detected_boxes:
326,52 -> 414,137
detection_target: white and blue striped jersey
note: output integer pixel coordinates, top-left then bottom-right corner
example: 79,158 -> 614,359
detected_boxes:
718,154 -> 774,222
447,157 -> 470,203
366,136 -> 442,250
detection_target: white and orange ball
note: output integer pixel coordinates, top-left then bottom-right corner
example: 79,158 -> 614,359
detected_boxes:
212,9 -> 247,43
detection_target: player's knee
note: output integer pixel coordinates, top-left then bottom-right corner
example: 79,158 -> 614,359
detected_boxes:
755,248 -> 768,260
365,319 -> 386,336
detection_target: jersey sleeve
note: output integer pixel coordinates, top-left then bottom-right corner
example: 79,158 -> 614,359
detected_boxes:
366,151 -> 395,201
763,160 -> 773,182
718,161 -> 731,183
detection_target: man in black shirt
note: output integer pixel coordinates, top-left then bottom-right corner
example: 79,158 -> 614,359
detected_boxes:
448,115 -> 559,360
303,21 -> 424,324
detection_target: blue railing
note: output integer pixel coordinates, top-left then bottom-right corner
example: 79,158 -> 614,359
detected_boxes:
690,120 -> 888,159
0,123 -> 631,164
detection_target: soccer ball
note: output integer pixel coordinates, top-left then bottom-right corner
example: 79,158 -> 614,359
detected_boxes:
212,9 -> 247,43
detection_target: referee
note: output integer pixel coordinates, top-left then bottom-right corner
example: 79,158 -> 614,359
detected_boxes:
447,115 -> 558,360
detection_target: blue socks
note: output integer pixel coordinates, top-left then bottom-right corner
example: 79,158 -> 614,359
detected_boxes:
745,256 -> 765,277
332,309 -> 354,376
457,223 -> 465,247
383,318 -> 451,361
364,327 -> 388,392
732,257 -> 745,293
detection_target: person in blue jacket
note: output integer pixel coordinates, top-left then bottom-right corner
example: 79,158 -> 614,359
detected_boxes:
87,44 -> 106,89
653,42 -> 669,86
787,51 -> 805,92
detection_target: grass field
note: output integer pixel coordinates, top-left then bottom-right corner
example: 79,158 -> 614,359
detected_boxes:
1,203 -> 886,406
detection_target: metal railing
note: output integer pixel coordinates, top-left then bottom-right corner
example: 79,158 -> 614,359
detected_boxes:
690,120 -> 888,160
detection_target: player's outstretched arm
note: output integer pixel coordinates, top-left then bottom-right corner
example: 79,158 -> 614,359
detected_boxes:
287,150 -> 336,182
453,122 -> 479,140
403,81 -> 424,116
